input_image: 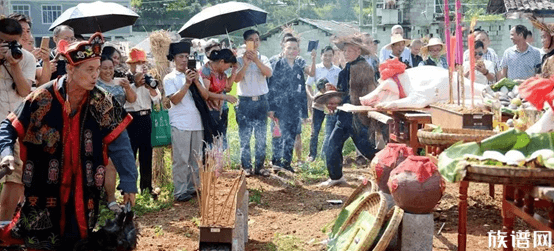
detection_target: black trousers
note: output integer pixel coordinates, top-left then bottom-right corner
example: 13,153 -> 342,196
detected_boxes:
128,111 -> 153,192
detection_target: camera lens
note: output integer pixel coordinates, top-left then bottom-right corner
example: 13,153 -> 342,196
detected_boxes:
145,74 -> 158,88
9,41 -> 22,60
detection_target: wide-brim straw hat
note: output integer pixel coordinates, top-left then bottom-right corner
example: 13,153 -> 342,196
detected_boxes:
332,34 -> 370,55
384,34 -> 411,50
421,37 -> 446,56
314,90 -> 346,105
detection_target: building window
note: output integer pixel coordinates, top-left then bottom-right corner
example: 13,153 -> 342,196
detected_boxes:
434,0 -> 455,14
42,5 -> 62,24
12,4 -> 31,18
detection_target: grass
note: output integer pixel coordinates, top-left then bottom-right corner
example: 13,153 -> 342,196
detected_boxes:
248,188 -> 263,205
271,233 -> 303,251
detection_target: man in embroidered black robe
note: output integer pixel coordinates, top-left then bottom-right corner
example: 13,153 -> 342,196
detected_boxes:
0,33 -> 132,250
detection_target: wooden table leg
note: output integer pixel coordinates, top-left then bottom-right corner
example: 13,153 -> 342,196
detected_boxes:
458,181 -> 469,251
489,184 -> 495,199
502,185 -> 515,251
549,201 -> 554,229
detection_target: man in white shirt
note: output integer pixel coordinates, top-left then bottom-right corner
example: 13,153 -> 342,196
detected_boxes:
0,18 -> 35,223
305,46 -> 341,161
463,30 -> 501,81
234,30 -> 273,176
163,40 -> 209,202
463,40 -> 495,85
379,25 -> 413,66
124,48 -> 161,195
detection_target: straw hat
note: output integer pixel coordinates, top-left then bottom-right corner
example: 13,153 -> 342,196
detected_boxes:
314,90 -> 346,105
126,48 -> 147,64
332,34 -> 370,55
384,34 -> 411,50
420,37 -> 446,56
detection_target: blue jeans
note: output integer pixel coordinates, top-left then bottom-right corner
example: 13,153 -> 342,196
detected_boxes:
108,129 -> 138,193
326,111 -> 378,180
321,113 -> 338,158
309,108 -> 326,159
236,96 -> 269,170
271,114 -> 300,168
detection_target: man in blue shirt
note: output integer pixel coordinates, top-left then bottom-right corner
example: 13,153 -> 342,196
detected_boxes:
268,37 -> 315,172
500,25 -> 542,80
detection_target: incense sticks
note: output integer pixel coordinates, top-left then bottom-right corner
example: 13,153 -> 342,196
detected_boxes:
194,136 -> 243,227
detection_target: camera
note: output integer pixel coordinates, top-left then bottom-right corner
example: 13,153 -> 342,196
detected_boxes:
6,41 -> 22,60
144,74 -> 158,89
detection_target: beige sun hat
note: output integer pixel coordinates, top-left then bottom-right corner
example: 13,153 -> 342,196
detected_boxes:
384,34 -> 411,50
332,34 -> 370,55
421,37 -> 446,57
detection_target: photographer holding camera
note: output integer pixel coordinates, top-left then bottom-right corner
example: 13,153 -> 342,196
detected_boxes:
124,48 -> 160,196
0,17 -> 35,225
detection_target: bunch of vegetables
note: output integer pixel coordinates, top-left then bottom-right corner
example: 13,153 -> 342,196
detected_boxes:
438,128 -> 554,182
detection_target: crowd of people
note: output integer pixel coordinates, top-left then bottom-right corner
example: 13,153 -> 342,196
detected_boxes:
0,9 -> 553,249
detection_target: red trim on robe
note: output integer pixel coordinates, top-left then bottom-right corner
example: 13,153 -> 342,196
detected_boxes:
102,114 -> 132,166
54,79 -> 91,239
8,115 -> 28,163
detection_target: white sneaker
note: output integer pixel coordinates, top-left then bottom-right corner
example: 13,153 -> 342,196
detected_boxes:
318,177 -> 348,187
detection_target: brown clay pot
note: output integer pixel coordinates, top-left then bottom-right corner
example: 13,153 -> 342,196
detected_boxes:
371,143 -> 414,194
387,156 -> 445,214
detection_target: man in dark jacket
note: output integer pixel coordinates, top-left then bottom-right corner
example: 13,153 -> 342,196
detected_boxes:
320,34 -> 379,187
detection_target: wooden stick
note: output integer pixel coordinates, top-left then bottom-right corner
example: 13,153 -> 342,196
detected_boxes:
458,65 -> 466,107
448,67 -> 453,104
226,173 -> 245,226
216,170 -> 243,225
215,173 -> 242,224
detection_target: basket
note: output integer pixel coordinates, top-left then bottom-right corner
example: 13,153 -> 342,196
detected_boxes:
417,127 -> 496,147
461,162 -> 554,186
328,192 -> 387,251
372,206 -> 405,251
341,179 -> 377,210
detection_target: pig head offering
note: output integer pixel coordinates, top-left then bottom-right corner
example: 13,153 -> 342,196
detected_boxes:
360,59 -> 489,109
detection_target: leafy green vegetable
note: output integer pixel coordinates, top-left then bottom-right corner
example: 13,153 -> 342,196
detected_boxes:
492,78 -> 517,91
432,126 -> 443,133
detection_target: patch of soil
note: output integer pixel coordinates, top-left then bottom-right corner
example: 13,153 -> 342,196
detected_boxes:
135,161 -> 551,251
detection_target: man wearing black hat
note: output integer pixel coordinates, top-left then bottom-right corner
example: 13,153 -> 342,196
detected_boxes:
164,40 -> 214,202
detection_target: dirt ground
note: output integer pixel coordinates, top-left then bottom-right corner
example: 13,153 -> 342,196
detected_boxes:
136,163 -> 552,251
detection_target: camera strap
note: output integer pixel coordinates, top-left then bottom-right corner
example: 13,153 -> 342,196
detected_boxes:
1,61 -> 16,89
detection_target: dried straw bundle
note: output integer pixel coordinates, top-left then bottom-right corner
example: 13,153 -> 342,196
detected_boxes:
149,30 -> 173,186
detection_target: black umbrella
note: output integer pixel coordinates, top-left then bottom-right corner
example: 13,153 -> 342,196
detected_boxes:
178,1 -> 267,38
49,1 -> 139,34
